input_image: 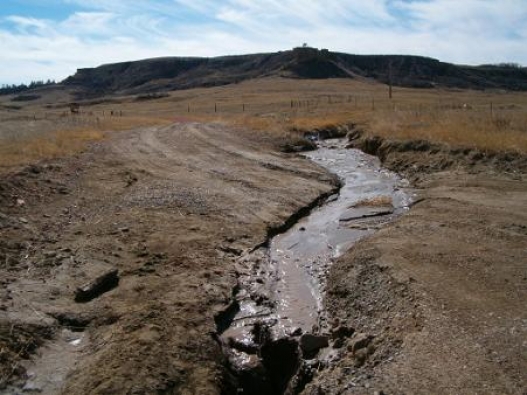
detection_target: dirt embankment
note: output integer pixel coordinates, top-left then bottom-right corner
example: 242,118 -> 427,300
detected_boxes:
302,132 -> 527,394
348,130 -> 527,178
0,123 -> 336,394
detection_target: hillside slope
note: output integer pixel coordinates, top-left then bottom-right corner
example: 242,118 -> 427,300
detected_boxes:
63,47 -> 527,97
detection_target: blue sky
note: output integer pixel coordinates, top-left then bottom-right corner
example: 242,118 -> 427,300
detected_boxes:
1,0 -> 526,84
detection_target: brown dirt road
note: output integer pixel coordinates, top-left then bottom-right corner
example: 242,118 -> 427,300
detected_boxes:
0,122 -> 334,394
1,121 -> 527,395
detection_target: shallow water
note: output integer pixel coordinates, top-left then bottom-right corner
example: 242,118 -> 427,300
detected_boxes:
222,138 -> 414,354
270,138 -> 413,337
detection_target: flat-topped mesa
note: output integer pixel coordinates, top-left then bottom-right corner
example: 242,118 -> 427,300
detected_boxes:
62,49 -> 527,97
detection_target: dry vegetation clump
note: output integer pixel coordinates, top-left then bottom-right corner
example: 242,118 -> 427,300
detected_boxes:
351,196 -> 393,208
0,323 -> 53,388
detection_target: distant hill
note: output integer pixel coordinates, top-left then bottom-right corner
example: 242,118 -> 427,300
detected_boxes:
62,47 -> 527,97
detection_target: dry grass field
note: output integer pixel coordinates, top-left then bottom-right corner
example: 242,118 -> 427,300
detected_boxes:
2,77 -> 527,171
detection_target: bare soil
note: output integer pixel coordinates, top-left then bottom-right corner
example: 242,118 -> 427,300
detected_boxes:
303,137 -> 527,395
0,122 -> 333,394
1,122 -> 527,395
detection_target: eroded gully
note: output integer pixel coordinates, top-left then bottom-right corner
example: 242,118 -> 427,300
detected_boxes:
218,138 -> 415,395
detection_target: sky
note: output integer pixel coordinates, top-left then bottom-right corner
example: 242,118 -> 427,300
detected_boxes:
1,0 -> 526,85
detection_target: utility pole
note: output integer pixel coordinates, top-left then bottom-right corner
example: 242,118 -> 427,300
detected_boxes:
388,60 -> 393,100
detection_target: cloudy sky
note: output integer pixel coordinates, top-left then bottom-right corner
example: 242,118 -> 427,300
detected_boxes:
1,0 -> 526,84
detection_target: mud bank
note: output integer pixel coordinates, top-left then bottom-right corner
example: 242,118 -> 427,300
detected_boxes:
0,123 -> 336,395
218,138 -> 414,394
300,131 -> 527,394
347,130 -> 527,178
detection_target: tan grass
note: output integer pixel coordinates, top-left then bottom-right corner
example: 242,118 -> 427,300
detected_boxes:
351,196 -> 393,208
0,128 -> 104,169
0,116 -> 171,171
368,108 -> 527,153
2,76 -> 527,171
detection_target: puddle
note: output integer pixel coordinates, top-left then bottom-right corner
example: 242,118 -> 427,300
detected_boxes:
219,138 -> 414,393
4,328 -> 87,395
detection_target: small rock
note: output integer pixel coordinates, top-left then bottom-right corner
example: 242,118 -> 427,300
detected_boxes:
28,164 -> 42,174
300,333 -> 329,357
353,348 -> 369,367
23,380 -> 42,392
19,217 -> 28,224
348,333 -> 374,353
290,327 -> 303,336
331,325 -> 355,340
75,269 -> 119,303
44,251 -> 57,258
333,337 -> 345,349
16,198 -> 26,207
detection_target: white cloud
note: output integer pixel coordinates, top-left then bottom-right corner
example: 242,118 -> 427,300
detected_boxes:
60,12 -> 116,36
0,0 -> 526,84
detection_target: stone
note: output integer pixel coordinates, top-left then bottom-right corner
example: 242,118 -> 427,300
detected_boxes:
332,337 -> 345,349
348,333 -> 374,353
290,327 -> 303,336
331,325 -> 355,340
23,380 -> 42,392
74,269 -> 119,303
353,348 -> 369,367
44,250 -> 57,258
300,333 -> 329,357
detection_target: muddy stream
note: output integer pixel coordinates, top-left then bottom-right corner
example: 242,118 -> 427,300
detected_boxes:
4,138 -> 413,395
219,138 -> 414,394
